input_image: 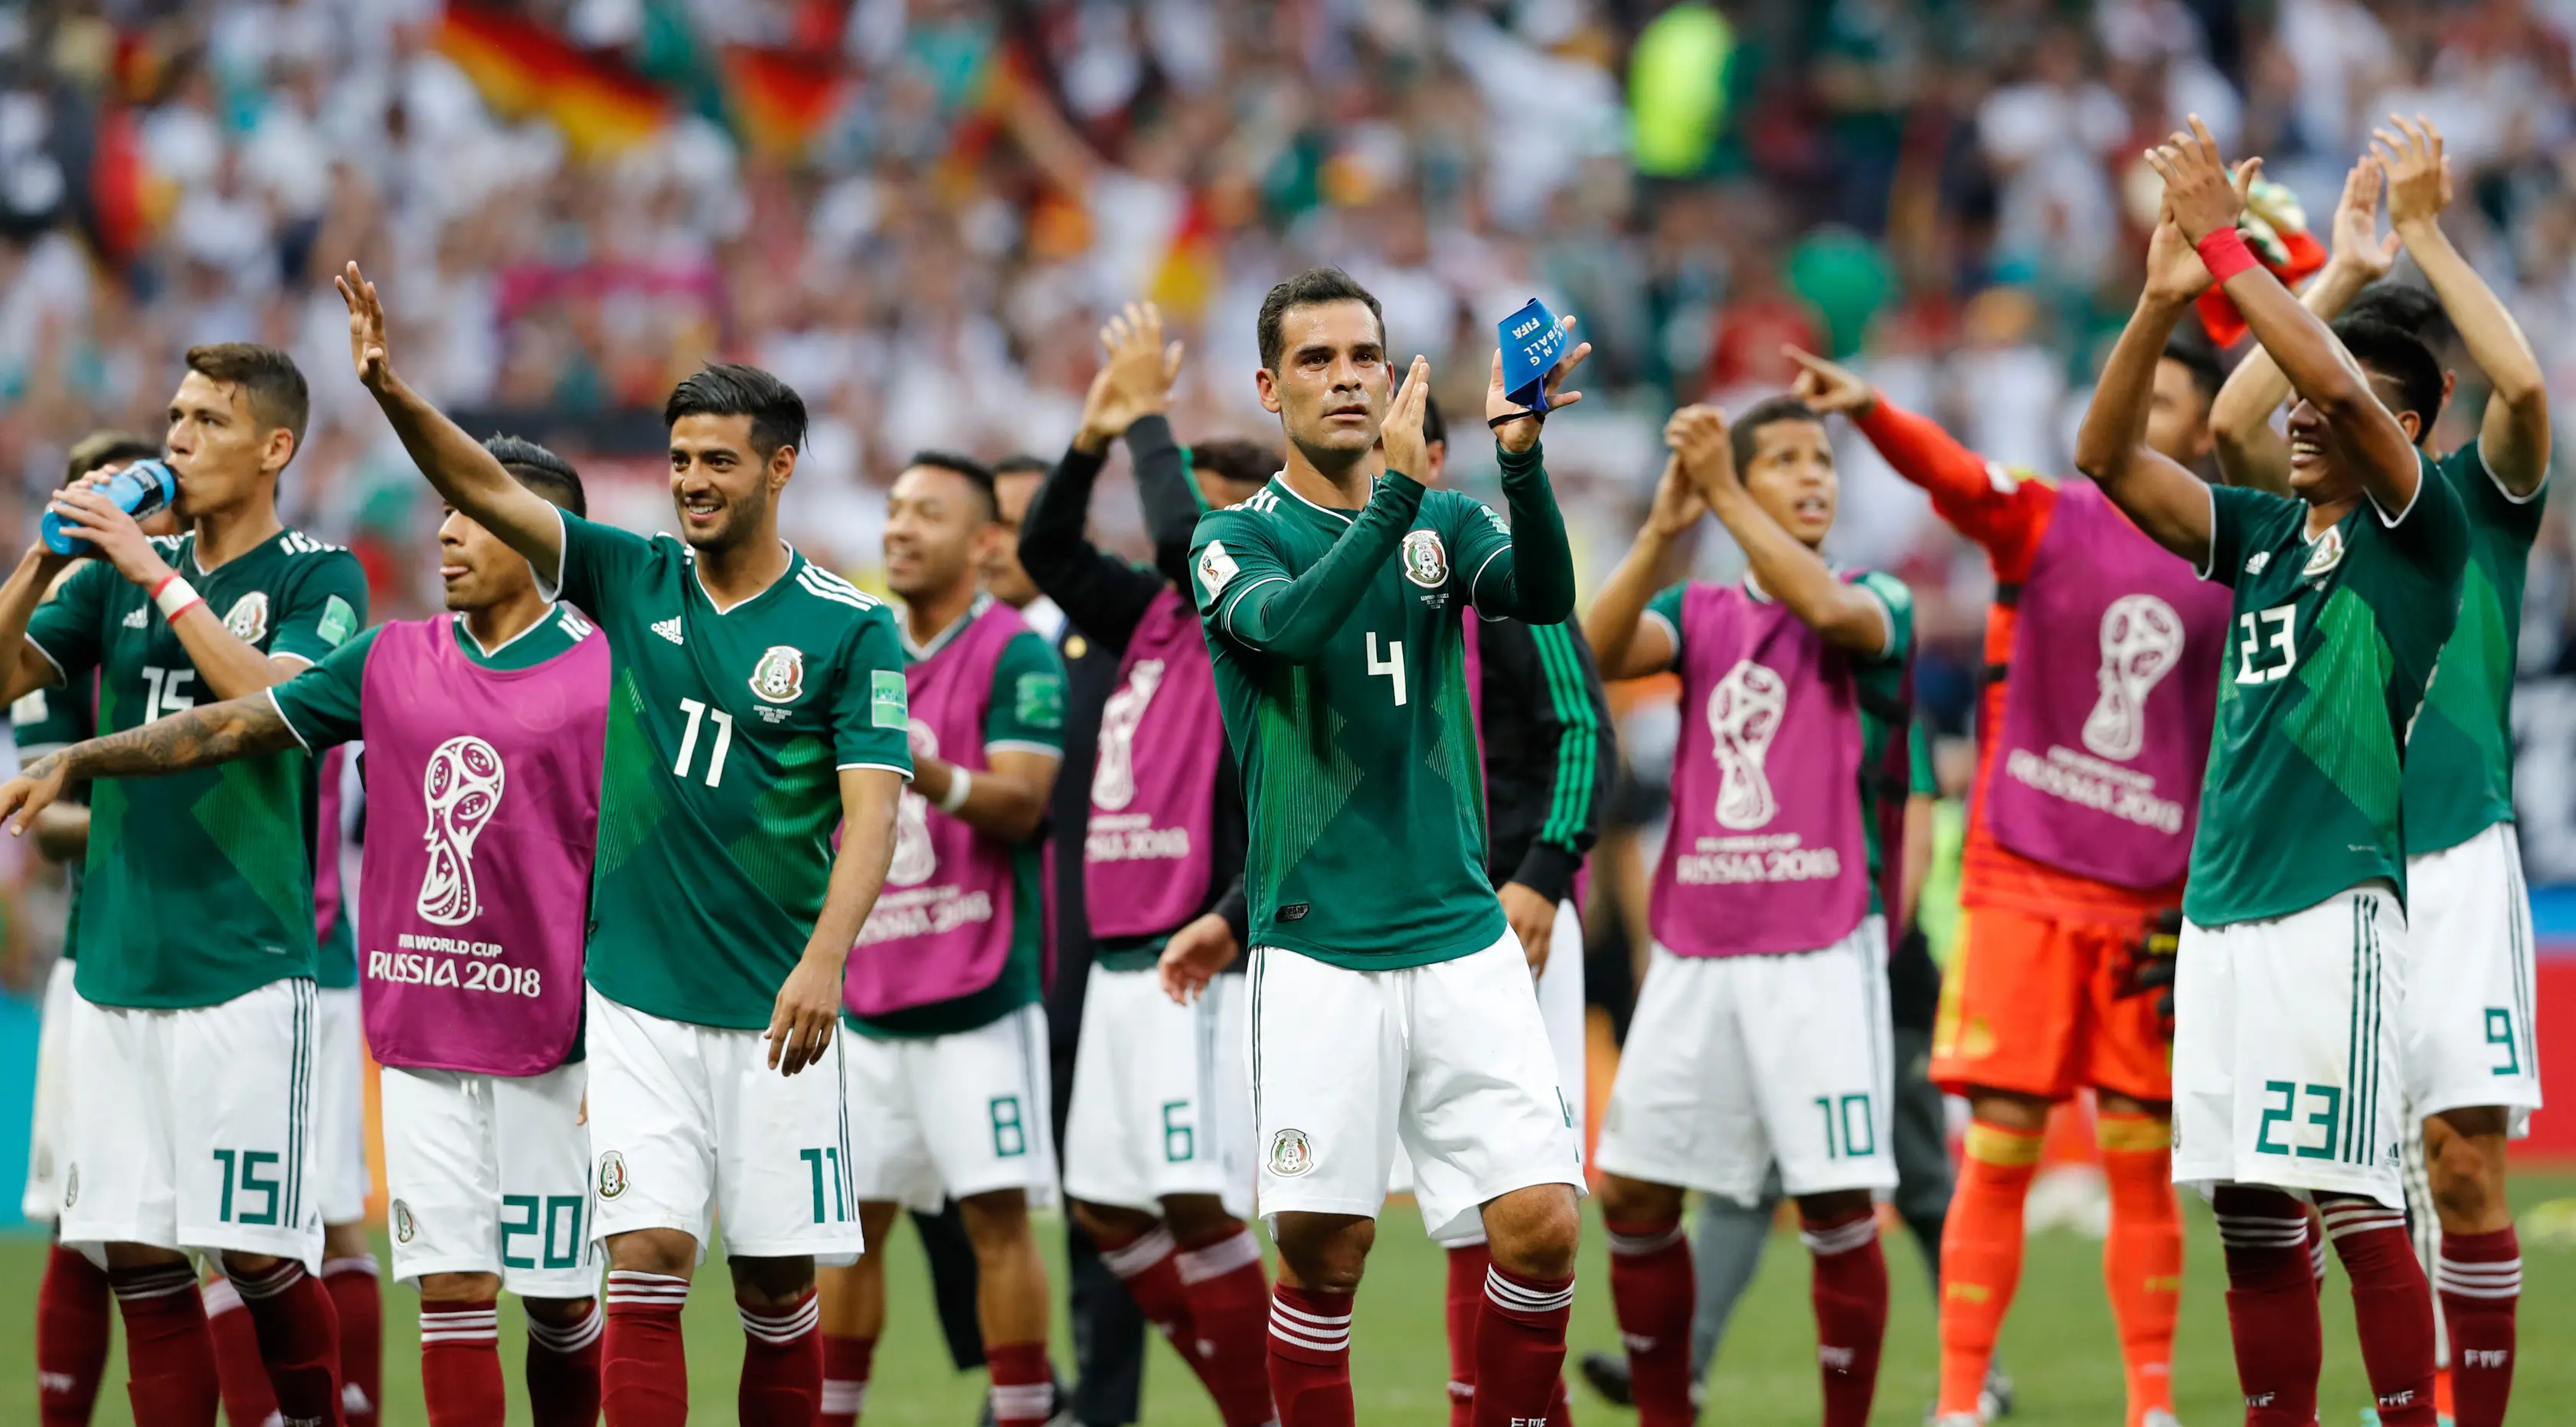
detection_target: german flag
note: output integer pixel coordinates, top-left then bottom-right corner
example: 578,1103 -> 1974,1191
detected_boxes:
721,46 -> 850,162
436,3 -> 669,157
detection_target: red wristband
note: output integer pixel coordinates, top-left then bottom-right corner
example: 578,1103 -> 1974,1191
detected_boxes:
164,597 -> 204,625
148,572 -> 182,600
2195,227 -> 2259,284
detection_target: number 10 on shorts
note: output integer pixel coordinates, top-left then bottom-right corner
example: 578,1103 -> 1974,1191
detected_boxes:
1813,1094 -> 1875,1160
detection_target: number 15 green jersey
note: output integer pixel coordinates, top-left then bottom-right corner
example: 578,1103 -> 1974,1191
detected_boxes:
544,513 -> 913,1029
1188,449 -> 1575,969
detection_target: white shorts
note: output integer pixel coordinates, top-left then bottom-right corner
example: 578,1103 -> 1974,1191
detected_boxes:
59,978 -> 327,1268
2401,824 -> 2542,1135
315,987 -> 371,1225
1594,918 -> 1898,1207
1064,966 -> 1254,1217
2175,886 -> 2408,1207
381,1063 -> 598,1299
843,1002 -> 1058,1213
22,958 -> 77,1220
584,988 -> 866,1263
1249,933 -> 1584,1242
1387,900 -> 1587,1233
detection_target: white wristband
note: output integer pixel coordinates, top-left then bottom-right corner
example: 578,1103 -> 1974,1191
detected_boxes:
937,767 -> 973,814
152,574 -> 201,621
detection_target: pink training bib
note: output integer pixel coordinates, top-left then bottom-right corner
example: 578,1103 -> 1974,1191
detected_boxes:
1651,582 -> 1871,958
847,601 -> 1028,1016
1984,482 -> 2229,889
1083,587 -> 1223,940
356,614 -> 607,1076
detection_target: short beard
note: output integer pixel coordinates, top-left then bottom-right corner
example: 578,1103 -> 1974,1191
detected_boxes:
1284,423 -> 1375,480
680,488 -> 766,551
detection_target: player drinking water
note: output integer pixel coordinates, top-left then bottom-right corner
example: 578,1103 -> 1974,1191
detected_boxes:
1168,267 -> 1586,1427
337,262 -> 911,1427
0,436 -> 611,1427
2077,119 -> 2460,1427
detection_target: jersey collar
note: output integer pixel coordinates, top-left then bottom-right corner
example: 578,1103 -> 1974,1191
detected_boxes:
685,540 -> 805,616
901,591 -> 992,661
1271,474 -> 1359,526
453,602 -> 565,661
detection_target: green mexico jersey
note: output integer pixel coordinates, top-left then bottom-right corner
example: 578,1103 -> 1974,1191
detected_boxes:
2185,465 -> 2469,927
27,531 -> 368,1007
849,606 -> 1065,1040
270,604 -> 597,745
2400,443 -> 2543,856
544,513 -> 913,1030
1190,475 -> 1524,968
1646,572 -> 1917,917
12,642 -> 93,959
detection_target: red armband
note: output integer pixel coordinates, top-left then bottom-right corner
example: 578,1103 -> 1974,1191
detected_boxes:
2195,227 -> 2258,284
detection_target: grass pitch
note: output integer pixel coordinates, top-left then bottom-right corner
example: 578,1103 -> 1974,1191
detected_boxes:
8,1174 -> 2574,1424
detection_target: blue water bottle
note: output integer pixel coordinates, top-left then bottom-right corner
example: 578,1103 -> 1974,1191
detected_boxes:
43,458 -> 177,557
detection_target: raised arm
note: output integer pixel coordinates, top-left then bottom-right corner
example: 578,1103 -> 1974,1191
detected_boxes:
338,262 -> 564,575
1787,346 -> 2052,574
2077,217 -> 2226,564
1021,305 -> 1181,649
0,548 -> 74,705
2210,158 -> 2400,492
0,693 -> 299,835
1673,406 -> 1890,655
2378,115 -> 2551,495
1131,417 -> 1202,581
1581,457 -> 1700,680
768,766 -> 904,1076
2152,119 -> 2421,514
1462,320 -> 1591,624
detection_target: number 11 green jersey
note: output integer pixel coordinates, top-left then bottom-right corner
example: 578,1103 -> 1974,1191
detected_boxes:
544,513 -> 913,1029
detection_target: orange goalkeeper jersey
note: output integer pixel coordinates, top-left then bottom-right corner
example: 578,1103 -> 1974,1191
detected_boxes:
1853,400 -> 2184,921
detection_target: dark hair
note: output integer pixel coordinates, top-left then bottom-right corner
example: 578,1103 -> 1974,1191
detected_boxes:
65,430 -> 160,484
1188,438 -> 1279,491
2331,317 -> 2446,443
2346,283 -> 2452,349
1257,266 -> 1385,371
1729,396 -> 1825,473
904,449 -> 999,518
482,434 -> 587,518
663,364 -> 808,461
992,452 -> 1051,481
185,343 -> 309,457
1421,393 -> 1447,449
2160,331 -> 2227,406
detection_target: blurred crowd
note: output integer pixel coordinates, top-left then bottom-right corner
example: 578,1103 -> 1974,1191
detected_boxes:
1,0 -> 2574,748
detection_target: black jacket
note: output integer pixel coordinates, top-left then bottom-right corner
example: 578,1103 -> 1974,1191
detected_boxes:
1473,615 -> 1613,903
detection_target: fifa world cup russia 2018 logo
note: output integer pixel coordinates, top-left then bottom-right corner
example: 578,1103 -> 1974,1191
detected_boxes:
886,718 -> 941,887
1708,659 -> 1788,831
1092,659 -> 1166,811
418,735 -> 505,926
2082,594 -> 2185,762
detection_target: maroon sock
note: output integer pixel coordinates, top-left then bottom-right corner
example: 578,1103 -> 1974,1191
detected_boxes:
418,1300 -> 504,1427
1443,1243 -> 1488,1427
1174,1228 -> 1277,1427
204,1276 -> 284,1427
1801,1208 -> 1888,1427
2213,1187 -> 2323,1426
1473,1262 -> 1573,1427
1605,1220 -> 1694,1427
1268,1283 -> 1355,1427
231,1259 -> 346,1427
601,1270 -> 690,1427
322,1257 -> 381,1427
1100,1227 -> 1201,1360
524,1303 -> 604,1427
2437,1225 -> 2519,1427
2321,1197 -> 2438,1427
113,1265 -> 222,1426
736,1288 -> 820,1426
986,1340 -> 1054,1427
819,1334 -> 875,1425
38,1242 -> 113,1426
1550,1370 -> 1574,1424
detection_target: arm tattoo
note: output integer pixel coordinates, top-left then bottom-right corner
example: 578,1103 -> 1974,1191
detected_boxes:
50,695 -> 301,782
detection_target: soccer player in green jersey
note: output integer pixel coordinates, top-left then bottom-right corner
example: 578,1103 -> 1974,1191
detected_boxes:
2206,118 -> 2551,1427
1169,267 -> 1586,1427
0,347 -> 371,1426
338,261 -> 912,1425
2076,119 -> 2465,1427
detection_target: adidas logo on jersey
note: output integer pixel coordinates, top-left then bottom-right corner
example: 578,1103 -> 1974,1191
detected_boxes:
2245,550 -> 2272,575
123,606 -> 147,629
652,616 -> 684,645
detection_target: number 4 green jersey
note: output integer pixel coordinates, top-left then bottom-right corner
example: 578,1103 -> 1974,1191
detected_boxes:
2186,463 -> 2468,927
542,512 -> 914,1030
2400,442 -> 2543,855
26,531 -> 369,1007
1188,448 -> 1576,969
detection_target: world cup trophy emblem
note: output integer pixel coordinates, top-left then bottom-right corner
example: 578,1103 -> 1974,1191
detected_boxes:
1091,658 -> 1165,811
2082,593 -> 2185,762
885,717 -> 941,887
417,735 -> 506,926
1708,659 -> 1788,831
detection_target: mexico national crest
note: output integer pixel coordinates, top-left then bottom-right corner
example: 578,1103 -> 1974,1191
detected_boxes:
597,1151 -> 629,1200
224,591 -> 270,644
1268,1128 -> 1315,1177
1400,530 -> 1449,589
391,1199 -> 417,1243
750,645 -> 806,704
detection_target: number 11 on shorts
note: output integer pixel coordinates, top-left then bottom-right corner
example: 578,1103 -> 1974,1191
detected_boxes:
799,1147 -> 849,1223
